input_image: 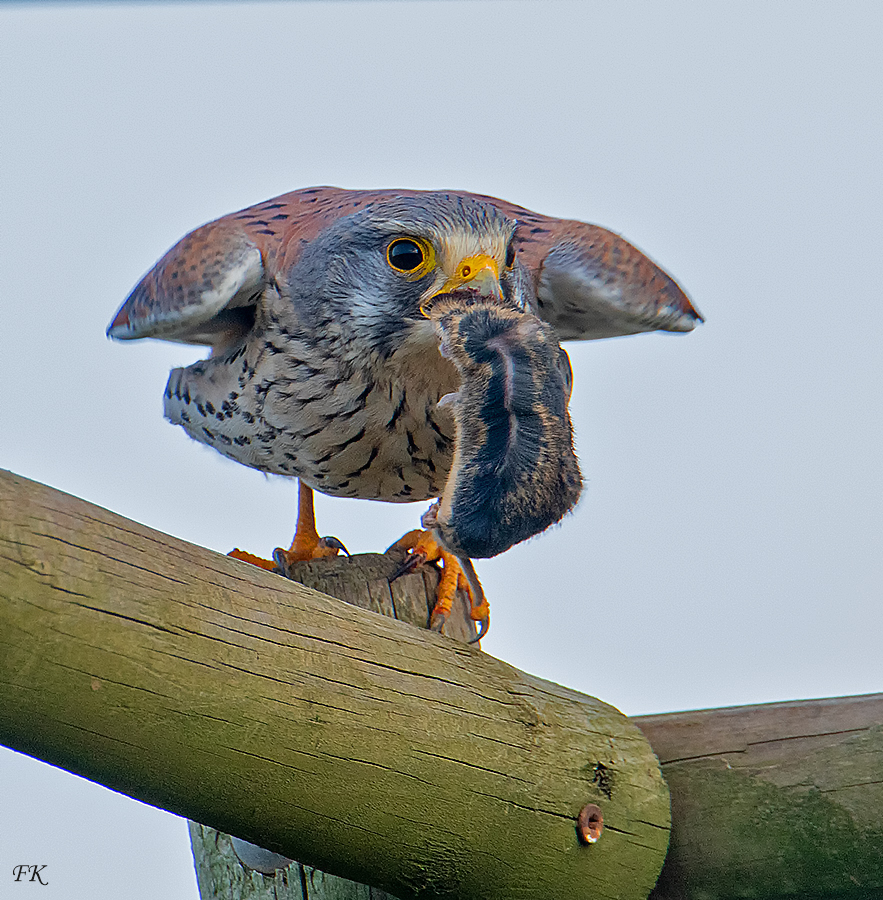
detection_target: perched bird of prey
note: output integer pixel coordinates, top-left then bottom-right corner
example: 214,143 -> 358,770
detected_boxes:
107,187 -> 701,638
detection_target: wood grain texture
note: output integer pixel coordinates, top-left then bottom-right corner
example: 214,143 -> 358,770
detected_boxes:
636,695 -> 883,900
188,821 -> 401,900
190,549 -> 479,900
0,469 -> 669,900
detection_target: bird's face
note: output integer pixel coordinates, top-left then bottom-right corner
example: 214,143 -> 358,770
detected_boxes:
289,195 -> 528,356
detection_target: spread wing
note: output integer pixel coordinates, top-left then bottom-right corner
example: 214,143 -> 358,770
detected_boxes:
476,194 -> 702,340
106,221 -> 264,346
106,188 -> 371,347
108,187 -> 701,348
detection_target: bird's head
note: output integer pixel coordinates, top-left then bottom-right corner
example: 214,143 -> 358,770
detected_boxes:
288,193 -> 529,355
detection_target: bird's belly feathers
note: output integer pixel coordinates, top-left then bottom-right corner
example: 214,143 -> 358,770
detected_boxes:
163,339 -> 458,502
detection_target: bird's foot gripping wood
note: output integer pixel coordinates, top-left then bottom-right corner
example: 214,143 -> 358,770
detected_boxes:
228,481 -> 347,575
389,529 -> 489,642
228,537 -> 346,575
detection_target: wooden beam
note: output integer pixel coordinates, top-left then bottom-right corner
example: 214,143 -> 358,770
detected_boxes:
636,694 -> 883,900
5,468 -> 880,900
188,550 -> 485,900
0,469 -> 669,900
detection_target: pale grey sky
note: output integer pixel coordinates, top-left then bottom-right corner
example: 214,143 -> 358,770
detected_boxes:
1,2 -> 881,897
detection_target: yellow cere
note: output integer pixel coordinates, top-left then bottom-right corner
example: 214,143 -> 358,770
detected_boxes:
434,254 -> 503,300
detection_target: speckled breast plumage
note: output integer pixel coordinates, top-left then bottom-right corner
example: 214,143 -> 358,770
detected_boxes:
163,288 -> 460,502
108,186 -> 701,520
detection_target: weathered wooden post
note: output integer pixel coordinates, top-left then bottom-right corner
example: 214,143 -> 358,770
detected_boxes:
0,469 -> 670,900
3,469 -> 882,899
188,551 -> 479,900
636,694 -> 883,900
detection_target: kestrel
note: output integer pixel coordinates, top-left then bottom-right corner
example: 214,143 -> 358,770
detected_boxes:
108,187 -> 701,638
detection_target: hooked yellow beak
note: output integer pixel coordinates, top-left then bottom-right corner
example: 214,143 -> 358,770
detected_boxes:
429,254 -> 503,304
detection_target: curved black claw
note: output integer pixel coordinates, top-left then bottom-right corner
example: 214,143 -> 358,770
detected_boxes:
429,610 -> 448,633
320,535 -> 350,556
458,557 -> 490,644
389,550 -> 427,583
271,546 -> 291,576
469,618 -> 489,643
469,612 -> 490,643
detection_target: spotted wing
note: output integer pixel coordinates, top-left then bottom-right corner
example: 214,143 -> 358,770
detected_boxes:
106,187 -> 388,348
474,195 -> 703,341
106,220 -> 267,346
108,186 -> 701,348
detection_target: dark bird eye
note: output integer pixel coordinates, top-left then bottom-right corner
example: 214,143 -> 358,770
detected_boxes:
387,239 -> 425,272
505,242 -> 517,269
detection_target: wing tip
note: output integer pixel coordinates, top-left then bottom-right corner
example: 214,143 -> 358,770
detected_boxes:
663,311 -> 704,333
657,277 -> 704,332
106,277 -> 156,340
106,305 -> 133,340
106,229 -> 265,344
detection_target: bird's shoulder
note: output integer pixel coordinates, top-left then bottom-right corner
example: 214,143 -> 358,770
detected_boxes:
107,186 -> 702,347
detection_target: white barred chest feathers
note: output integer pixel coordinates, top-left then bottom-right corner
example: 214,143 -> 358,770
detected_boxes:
163,321 -> 460,502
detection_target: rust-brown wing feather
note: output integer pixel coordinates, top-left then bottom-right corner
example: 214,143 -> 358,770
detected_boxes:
471,193 -> 702,339
106,187 -> 384,345
108,187 -> 701,346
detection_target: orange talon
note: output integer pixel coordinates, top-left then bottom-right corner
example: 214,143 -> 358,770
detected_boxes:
227,481 -> 345,575
431,550 -> 461,631
388,529 -> 428,555
466,591 -> 490,623
389,528 -> 489,641
228,489 -> 489,641
228,548 -> 278,571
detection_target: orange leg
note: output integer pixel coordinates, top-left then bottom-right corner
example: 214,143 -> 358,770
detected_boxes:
229,481 -> 345,573
390,530 -> 490,642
